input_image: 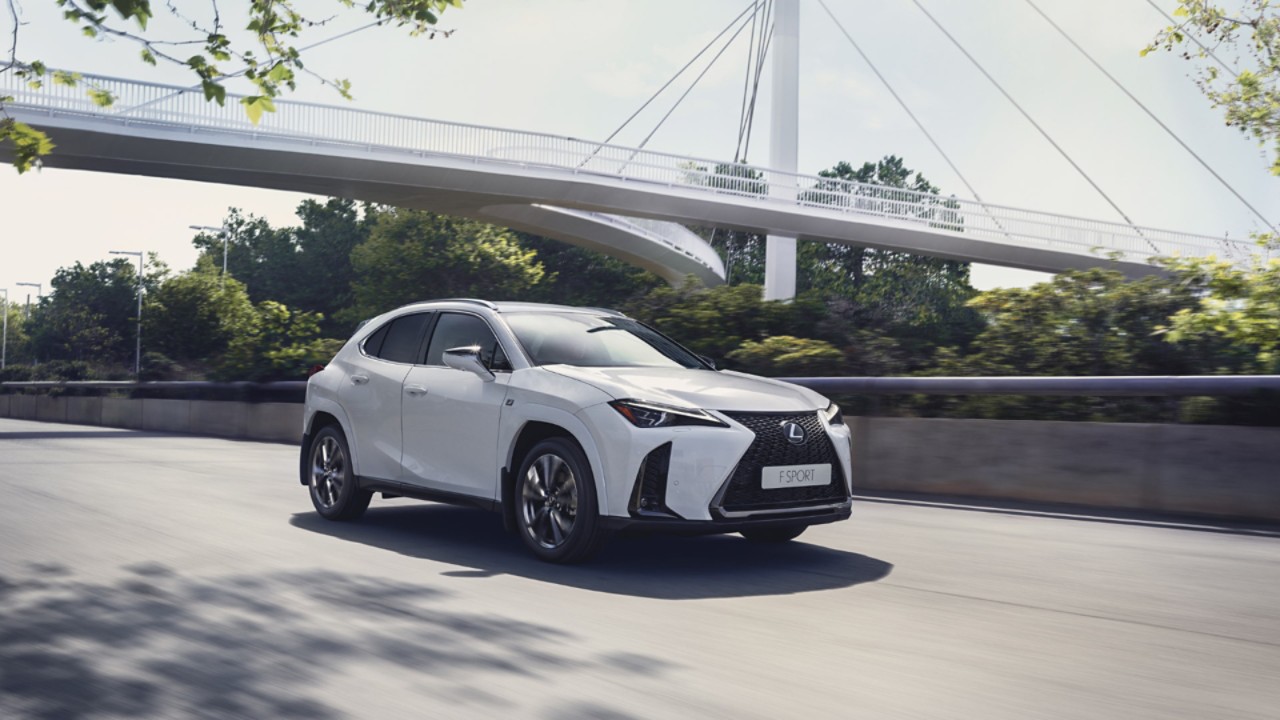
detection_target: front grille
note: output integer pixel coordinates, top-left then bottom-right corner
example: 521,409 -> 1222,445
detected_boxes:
715,411 -> 848,515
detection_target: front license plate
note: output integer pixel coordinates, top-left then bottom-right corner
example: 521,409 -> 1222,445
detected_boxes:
761,463 -> 832,490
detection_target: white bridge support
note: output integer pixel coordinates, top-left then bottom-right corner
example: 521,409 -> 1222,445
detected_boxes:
764,0 -> 800,301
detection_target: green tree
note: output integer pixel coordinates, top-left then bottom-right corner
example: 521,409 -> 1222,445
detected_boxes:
517,231 -> 663,309
193,199 -> 375,334
1145,1 -> 1280,175
919,269 -> 1217,421
726,336 -> 846,376
624,282 -> 826,364
2,1 -> 463,172
1160,247 -> 1280,372
27,258 -> 149,367
216,300 -> 340,381
346,209 -> 546,321
143,256 -> 257,369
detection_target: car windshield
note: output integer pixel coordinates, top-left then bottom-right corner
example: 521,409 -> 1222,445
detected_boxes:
504,312 -> 705,369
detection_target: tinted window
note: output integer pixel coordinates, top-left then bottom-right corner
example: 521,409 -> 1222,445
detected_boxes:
376,313 -> 431,364
504,313 -> 704,369
425,313 -> 507,370
361,323 -> 390,357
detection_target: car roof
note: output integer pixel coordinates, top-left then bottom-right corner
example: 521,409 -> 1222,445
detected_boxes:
391,299 -> 627,317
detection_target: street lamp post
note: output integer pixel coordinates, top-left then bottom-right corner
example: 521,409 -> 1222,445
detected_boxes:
1,288 -> 8,371
110,250 -> 145,377
15,282 -> 41,319
189,223 -> 230,289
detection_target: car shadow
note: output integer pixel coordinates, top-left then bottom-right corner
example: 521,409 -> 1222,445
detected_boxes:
289,504 -> 892,600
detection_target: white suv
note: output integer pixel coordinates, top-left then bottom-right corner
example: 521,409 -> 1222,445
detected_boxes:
300,300 -> 852,563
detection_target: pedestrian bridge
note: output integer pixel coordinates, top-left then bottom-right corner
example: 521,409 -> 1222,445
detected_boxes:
1,70 -> 1252,285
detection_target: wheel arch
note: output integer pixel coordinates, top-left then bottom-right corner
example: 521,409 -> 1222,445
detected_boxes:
502,415 -> 606,533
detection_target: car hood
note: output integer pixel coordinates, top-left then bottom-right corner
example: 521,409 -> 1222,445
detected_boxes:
541,365 -> 827,413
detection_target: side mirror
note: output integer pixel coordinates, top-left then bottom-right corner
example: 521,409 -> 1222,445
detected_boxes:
443,345 -> 496,382
698,355 -> 717,370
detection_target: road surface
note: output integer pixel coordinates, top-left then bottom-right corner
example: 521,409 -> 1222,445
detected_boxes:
1,417 -> 1277,719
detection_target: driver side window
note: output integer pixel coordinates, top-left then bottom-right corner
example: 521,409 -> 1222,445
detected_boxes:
424,313 -> 510,371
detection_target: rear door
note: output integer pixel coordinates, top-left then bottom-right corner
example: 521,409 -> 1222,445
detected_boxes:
339,311 -> 432,482
400,311 -> 512,500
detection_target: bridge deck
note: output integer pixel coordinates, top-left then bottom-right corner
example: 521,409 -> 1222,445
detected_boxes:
1,417 -> 1276,718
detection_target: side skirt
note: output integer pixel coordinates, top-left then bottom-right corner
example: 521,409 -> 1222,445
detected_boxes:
358,477 -> 501,514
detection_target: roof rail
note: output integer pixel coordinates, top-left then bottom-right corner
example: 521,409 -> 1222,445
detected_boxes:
581,306 -> 628,317
399,298 -> 497,309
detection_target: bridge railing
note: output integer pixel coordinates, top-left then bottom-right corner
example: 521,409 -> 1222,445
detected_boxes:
3,69 -> 1257,264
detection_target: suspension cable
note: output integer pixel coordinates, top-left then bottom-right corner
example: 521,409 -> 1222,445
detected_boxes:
817,0 -> 995,211
739,17 -> 774,161
1027,0 -> 1274,233
597,1 -> 757,147
910,0 -> 1156,250
736,0 -> 773,161
635,9 -> 757,151
734,1 -> 761,160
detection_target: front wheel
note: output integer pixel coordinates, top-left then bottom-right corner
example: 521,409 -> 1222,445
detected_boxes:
740,525 -> 807,543
515,438 -> 609,563
308,426 -> 372,521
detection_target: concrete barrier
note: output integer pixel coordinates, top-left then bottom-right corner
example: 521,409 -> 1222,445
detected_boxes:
101,398 -> 144,429
35,396 -> 67,423
66,397 -> 103,426
848,416 -> 1280,522
2,396 -> 1277,522
141,399 -> 191,434
190,400 -> 247,438
10,394 -> 37,420
248,403 -> 303,443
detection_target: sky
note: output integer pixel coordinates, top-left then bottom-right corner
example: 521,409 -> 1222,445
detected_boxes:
1,0 -> 1277,304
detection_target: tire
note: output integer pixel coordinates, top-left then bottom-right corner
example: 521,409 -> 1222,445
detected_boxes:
307,425 -> 372,521
740,525 -> 807,543
514,437 -> 609,564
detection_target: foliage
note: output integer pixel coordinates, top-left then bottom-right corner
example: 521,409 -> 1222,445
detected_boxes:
624,281 -> 827,365
1145,1 -> 1280,175
913,269 -> 1218,421
346,209 -> 545,321
143,256 -> 258,369
726,336 -> 846,376
2,0 -> 462,171
26,258 -> 152,367
193,199 -> 374,335
215,300 -> 340,381
516,232 -> 663,309
1159,245 -> 1280,372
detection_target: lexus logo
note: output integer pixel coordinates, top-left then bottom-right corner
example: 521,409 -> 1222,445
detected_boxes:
781,421 -> 807,445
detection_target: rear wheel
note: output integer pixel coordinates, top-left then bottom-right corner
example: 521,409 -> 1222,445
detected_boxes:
515,437 -> 608,563
740,525 -> 807,543
308,425 -> 372,521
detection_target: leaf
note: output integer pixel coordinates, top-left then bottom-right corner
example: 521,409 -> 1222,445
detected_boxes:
88,88 -> 115,107
201,80 -> 227,106
1173,5 -> 1188,17
140,49 -> 156,65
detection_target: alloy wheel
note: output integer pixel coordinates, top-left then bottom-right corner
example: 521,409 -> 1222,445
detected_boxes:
520,452 -> 579,549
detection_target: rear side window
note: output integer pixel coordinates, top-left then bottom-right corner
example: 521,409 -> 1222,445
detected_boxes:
371,313 -> 431,364
425,313 -> 508,370
361,323 -> 390,357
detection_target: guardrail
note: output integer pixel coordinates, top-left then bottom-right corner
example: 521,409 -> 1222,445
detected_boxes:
5,375 -> 1279,399
2,68 -> 1258,265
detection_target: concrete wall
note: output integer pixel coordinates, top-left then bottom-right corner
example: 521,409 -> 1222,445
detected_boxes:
1,396 -> 1276,522
848,416 -> 1280,522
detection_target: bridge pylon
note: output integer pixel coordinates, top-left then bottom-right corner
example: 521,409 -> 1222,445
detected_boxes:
764,0 -> 800,301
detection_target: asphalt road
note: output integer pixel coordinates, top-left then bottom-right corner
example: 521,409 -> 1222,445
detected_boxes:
1,417 -> 1277,719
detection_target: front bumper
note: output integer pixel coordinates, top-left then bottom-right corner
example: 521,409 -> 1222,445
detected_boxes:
601,502 -> 852,536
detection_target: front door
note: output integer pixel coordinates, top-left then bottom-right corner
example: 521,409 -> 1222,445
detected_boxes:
400,312 -> 512,500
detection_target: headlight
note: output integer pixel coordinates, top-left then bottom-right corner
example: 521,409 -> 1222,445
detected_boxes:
819,402 -> 844,426
609,399 -> 728,428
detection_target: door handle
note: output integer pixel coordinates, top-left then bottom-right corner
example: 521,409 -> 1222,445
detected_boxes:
350,374 -> 370,385
404,384 -> 429,397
